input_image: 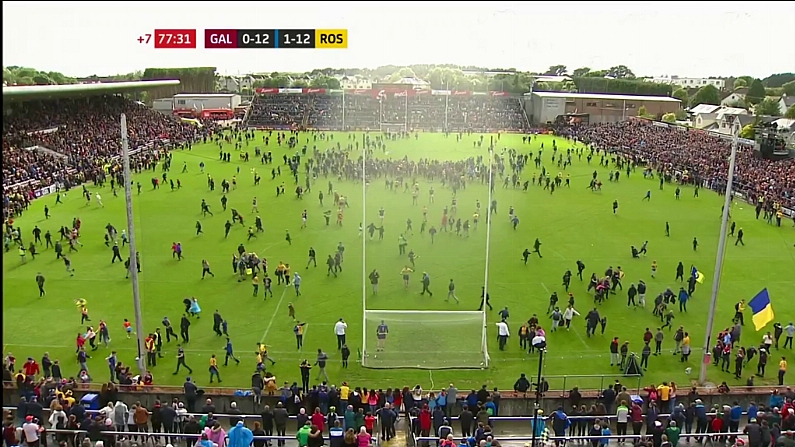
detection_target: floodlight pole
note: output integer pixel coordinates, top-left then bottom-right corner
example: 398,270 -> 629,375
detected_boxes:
121,114 -> 147,374
360,135 -> 367,363
482,145 -> 494,311
698,131 -> 739,384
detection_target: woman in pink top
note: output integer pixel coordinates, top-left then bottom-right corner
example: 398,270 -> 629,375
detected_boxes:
367,390 -> 378,413
204,422 -> 227,447
356,426 -> 371,447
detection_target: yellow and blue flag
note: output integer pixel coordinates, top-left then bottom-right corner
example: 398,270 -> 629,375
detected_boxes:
748,288 -> 774,331
691,266 -> 704,284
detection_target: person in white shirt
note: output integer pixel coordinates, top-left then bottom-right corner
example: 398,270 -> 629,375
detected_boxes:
95,193 -> 103,207
784,322 -> 795,349
334,318 -> 348,350
563,305 -> 581,330
496,320 -> 510,351
22,416 -> 40,447
49,406 -> 67,429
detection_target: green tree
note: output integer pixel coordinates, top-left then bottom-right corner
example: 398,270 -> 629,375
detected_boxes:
606,65 -> 635,79
755,97 -> 783,116
689,84 -> 721,107
782,80 -> 795,96
584,70 -> 608,77
785,104 -> 795,119
290,79 -> 309,88
732,78 -> 747,89
672,88 -> 688,104
740,124 -> 755,139
738,76 -> 754,86
637,106 -> 649,117
142,67 -> 217,97
31,74 -> 53,85
746,79 -> 766,104
762,72 -> 795,88
545,65 -> 567,76
572,67 -> 591,77
662,113 -> 676,123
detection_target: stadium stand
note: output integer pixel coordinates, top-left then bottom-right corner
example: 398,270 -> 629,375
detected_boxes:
245,92 -> 529,132
560,120 -> 795,210
2,96 -> 212,218
246,94 -> 309,128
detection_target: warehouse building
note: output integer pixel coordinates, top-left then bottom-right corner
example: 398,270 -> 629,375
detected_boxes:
526,92 -> 682,124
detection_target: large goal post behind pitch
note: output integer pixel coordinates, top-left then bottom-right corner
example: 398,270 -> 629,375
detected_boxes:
379,122 -> 407,133
361,310 -> 490,369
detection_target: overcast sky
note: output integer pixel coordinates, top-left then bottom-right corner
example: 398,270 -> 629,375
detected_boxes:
3,1 -> 793,79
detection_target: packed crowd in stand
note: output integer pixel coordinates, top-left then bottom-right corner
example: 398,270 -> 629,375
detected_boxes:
245,94 -> 528,132
2,96 -> 214,218
5,362 -> 795,447
559,120 -> 795,210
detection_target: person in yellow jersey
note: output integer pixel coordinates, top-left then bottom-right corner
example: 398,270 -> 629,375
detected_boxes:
209,354 -> 221,383
779,356 -> 787,385
339,381 -> 350,409
258,342 -> 276,366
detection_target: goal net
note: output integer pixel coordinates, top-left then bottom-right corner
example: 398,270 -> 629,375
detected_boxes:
361,310 -> 490,369
379,122 -> 407,133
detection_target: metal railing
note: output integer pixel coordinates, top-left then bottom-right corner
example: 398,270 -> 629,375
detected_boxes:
30,429 -> 381,446
541,374 -> 643,395
414,432 -> 752,445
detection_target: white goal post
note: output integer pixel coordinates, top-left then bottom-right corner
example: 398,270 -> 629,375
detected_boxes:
379,122 -> 407,133
361,310 -> 490,369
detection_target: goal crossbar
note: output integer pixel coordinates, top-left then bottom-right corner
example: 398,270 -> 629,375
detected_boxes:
365,310 -> 485,315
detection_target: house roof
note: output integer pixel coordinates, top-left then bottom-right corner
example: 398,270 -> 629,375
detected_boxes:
715,107 -> 748,120
772,118 -> 795,130
782,96 -> 795,107
3,80 -> 180,101
690,104 -> 721,114
736,115 -> 755,126
530,91 -> 680,102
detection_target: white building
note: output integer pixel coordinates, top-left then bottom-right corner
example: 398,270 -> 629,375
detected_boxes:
653,75 -> 726,90
690,104 -> 748,131
779,95 -> 795,115
721,89 -> 748,107
216,75 -> 255,93
337,75 -> 373,90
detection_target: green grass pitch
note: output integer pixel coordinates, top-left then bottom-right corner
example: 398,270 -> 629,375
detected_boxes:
3,132 -> 794,391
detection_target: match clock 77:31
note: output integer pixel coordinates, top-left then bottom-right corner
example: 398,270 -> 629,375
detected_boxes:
278,29 -> 315,48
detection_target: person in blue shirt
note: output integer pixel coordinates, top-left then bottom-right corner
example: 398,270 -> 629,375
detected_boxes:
465,391 -> 478,410
224,338 -> 240,366
694,399 -> 708,434
729,402 -> 743,435
436,392 -> 447,414
747,402 -> 758,422
678,288 -> 689,312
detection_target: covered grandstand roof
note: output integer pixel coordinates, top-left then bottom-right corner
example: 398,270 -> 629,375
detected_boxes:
2,80 -> 181,102
529,91 -> 681,103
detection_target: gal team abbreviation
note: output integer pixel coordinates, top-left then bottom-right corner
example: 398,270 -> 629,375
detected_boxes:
205,29 -> 347,49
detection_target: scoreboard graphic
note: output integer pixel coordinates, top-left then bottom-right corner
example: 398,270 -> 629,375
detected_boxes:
138,29 -> 347,49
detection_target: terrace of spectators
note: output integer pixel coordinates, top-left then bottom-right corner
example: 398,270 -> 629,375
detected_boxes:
2,80 -> 213,218
560,120 -> 795,211
244,93 -> 529,132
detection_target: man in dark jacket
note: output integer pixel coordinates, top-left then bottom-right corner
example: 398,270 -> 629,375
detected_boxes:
459,405 -> 474,437
228,402 -> 243,426
261,405 -> 275,446
376,403 -> 397,441
513,374 -> 531,395
744,418 -> 763,447
200,398 -> 216,414
160,403 -> 177,434
273,402 -> 289,447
